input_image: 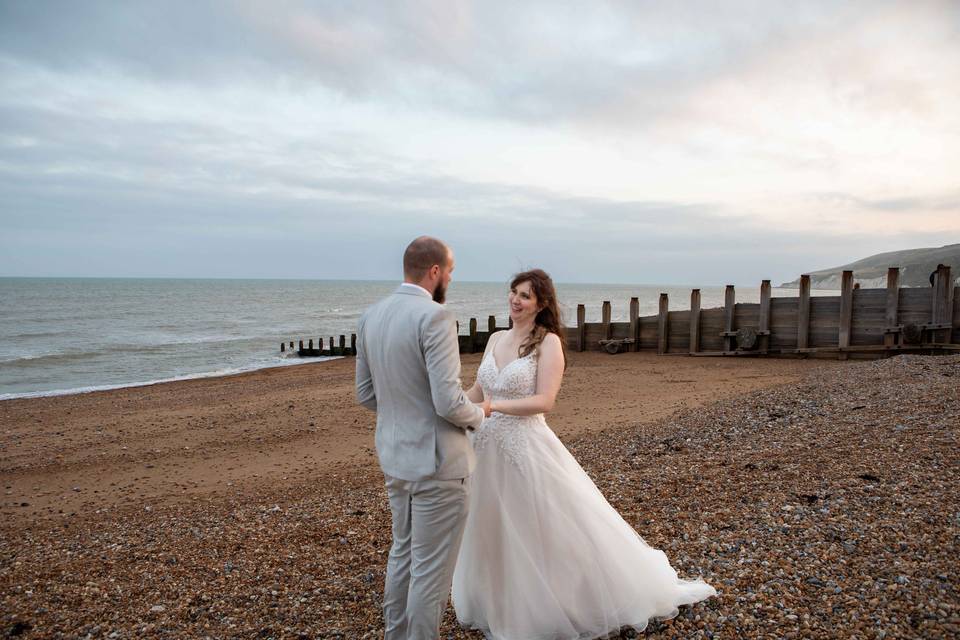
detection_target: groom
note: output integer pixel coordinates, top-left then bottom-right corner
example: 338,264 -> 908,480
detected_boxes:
355,236 -> 490,639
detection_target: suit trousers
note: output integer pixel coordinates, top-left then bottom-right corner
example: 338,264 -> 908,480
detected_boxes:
382,473 -> 470,640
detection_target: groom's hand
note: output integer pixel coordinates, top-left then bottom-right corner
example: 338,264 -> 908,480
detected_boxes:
481,397 -> 492,418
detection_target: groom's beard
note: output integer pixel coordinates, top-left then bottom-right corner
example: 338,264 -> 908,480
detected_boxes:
433,282 -> 447,304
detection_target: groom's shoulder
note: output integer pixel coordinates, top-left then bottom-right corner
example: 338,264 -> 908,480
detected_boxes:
364,291 -> 444,321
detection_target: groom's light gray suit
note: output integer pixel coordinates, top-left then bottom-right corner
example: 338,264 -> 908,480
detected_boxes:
356,283 -> 484,640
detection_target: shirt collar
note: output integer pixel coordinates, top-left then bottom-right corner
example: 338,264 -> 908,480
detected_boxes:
399,282 -> 432,298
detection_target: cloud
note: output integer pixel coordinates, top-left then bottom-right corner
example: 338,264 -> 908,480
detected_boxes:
0,1 -> 958,283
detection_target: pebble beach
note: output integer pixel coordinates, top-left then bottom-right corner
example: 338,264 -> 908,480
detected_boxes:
1,353 -> 957,638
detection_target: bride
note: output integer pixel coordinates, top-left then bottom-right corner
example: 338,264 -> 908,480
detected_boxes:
452,269 -> 716,639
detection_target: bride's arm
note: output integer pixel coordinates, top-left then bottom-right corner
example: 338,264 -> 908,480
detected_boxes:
490,333 -> 564,416
465,330 -> 501,403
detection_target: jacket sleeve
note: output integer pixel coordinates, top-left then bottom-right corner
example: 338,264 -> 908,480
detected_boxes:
355,315 -> 377,412
422,307 -> 484,430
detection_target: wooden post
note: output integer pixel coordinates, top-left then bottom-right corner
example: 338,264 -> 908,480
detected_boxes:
629,297 -> 639,352
601,301 -> 612,341
723,285 -> 736,352
329,336 -> 335,355
298,340 -> 304,352
932,265 -> 954,343
946,267 -> 957,342
469,318 -> 478,354
689,289 -> 701,354
884,267 -> 900,347
339,335 -> 346,354
838,270 -> 854,360
289,341 -> 294,349
759,280 -> 771,353
657,293 -> 669,354
308,338 -> 314,350
577,304 -> 586,352
797,275 -> 811,350
280,342 -> 285,353
350,333 -> 357,356
488,315 -> 496,333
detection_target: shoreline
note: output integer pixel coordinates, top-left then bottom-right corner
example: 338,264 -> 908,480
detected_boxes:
0,356 -> 341,402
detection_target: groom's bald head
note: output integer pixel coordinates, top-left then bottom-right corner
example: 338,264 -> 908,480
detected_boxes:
403,236 -> 452,281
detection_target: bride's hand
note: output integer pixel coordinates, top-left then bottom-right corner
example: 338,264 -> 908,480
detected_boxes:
481,396 -> 492,418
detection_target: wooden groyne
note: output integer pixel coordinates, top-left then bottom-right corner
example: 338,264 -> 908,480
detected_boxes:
281,334 -> 357,357
284,265 -> 959,361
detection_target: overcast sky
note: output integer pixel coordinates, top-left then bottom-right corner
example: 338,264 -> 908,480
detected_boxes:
1,0 -> 958,284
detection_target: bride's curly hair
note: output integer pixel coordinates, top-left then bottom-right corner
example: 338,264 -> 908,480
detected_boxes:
511,269 -> 567,367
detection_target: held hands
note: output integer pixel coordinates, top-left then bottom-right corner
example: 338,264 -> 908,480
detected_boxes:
481,396 -> 492,418
467,398 -> 491,431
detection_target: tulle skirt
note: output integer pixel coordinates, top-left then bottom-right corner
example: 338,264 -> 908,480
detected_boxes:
452,414 -> 716,640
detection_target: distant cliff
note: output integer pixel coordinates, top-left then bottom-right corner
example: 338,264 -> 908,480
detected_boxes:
779,243 -> 960,289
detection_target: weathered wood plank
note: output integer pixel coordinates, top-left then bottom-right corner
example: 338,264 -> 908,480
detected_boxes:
609,322 -> 632,341
758,280 -> 771,352
601,301 -> 612,341
770,297 -> 799,349
699,309 -> 725,352
734,303 -> 760,326
837,269 -> 853,360
723,285 -> 736,351
933,265 -> 953,343
629,297 -> 639,352
797,275 -> 811,350
690,289 -> 701,354
639,317 -> 659,350
657,293 -> 669,355
953,286 -> 960,345
668,310 -> 690,353
808,298 -> 838,347
577,304 -> 586,352
584,324 -> 605,350
562,327 -> 577,350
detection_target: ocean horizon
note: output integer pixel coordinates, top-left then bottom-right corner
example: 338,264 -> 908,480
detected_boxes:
0,277 -> 838,400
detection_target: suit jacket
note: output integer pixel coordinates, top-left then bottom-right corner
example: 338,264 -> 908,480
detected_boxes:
356,284 -> 484,481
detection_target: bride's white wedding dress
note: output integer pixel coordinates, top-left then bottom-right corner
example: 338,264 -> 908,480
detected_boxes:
452,346 -> 717,639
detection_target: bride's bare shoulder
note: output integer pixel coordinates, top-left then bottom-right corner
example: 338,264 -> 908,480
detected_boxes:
488,329 -> 508,345
539,332 -> 563,353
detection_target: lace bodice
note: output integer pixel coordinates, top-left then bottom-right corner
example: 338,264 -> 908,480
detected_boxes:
476,348 -> 538,401
471,343 -> 546,472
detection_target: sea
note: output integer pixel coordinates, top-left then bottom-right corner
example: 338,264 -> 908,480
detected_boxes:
0,278 -> 835,400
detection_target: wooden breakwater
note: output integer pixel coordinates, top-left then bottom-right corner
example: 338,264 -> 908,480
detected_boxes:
284,265 -> 959,360
282,335 -> 357,357
562,266 -> 958,360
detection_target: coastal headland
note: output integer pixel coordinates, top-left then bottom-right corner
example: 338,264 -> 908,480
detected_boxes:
1,353 -> 957,638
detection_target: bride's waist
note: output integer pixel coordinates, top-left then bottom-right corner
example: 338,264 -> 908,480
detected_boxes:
482,412 -> 546,426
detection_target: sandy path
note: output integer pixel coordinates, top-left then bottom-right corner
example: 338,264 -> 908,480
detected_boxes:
0,352 -> 839,524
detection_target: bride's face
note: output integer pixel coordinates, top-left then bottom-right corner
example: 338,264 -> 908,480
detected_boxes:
509,280 -> 540,324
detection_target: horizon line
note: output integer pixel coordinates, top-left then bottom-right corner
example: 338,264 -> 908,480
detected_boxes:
0,274 -> 809,288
